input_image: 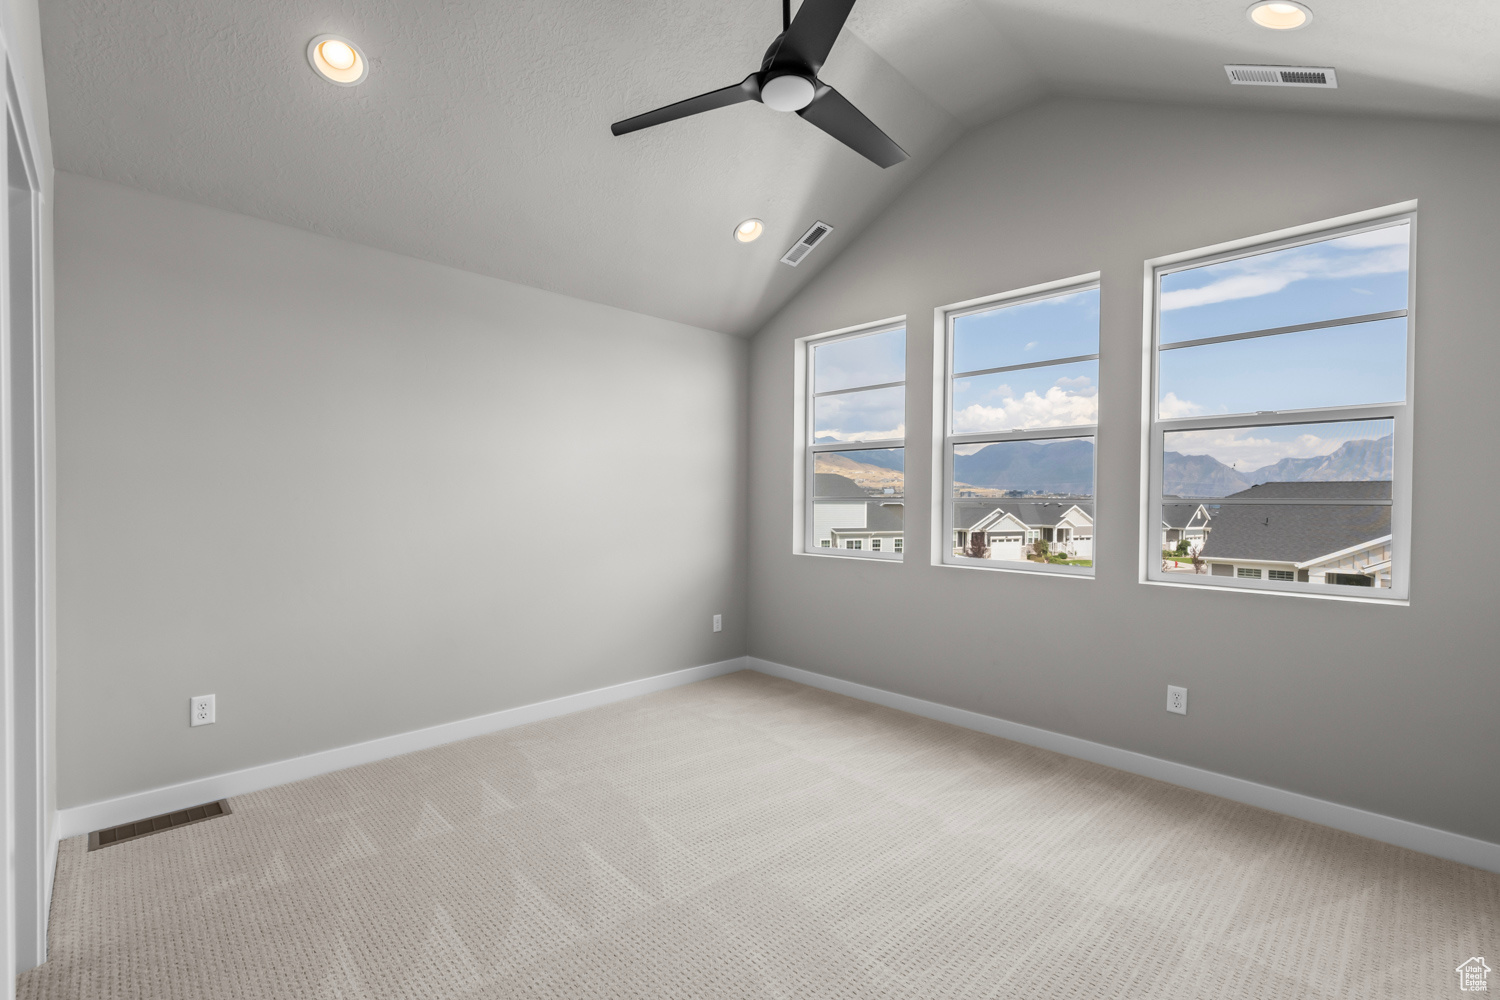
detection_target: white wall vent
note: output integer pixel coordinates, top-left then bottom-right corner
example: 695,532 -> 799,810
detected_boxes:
1225,65 -> 1337,88
780,221 -> 834,267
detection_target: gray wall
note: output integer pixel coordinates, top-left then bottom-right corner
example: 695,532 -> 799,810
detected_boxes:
748,98 -> 1500,843
55,172 -> 747,809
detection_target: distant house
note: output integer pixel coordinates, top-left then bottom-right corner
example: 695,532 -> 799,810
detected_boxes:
1199,482 -> 1392,587
829,500 -> 904,553
952,497 -> 1094,562
1161,500 -> 1212,550
814,473 -> 903,553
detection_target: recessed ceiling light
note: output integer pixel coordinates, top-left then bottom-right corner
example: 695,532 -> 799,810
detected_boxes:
307,34 -> 368,86
1247,1 -> 1312,30
734,219 -> 764,243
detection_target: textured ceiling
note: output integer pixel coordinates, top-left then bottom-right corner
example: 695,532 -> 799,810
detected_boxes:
41,0 -> 1500,336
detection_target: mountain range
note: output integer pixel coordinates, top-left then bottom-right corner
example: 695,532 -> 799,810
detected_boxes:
1163,434 -> 1393,496
934,434 -> 1393,496
817,434 -> 1394,497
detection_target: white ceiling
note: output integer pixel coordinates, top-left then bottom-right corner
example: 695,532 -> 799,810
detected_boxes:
40,0 -> 1500,336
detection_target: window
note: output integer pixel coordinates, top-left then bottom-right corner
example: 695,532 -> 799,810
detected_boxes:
940,277 -> 1099,575
1146,208 -> 1413,599
1237,567 -> 1263,579
802,322 -> 905,559
1328,573 -> 1374,587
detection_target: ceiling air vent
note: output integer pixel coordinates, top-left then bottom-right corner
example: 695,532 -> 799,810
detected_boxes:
780,221 -> 834,267
1225,65 -> 1337,88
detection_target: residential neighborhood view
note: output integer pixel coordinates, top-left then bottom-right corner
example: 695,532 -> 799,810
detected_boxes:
809,220 -> 1407,589
813,429 -> 1395,587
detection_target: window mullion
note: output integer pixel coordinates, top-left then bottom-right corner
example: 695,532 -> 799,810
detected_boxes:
949,425 -> 1097,446
1157,309 -> 1406,353
1155,402 -> 1401,434
809,438 -> 905,455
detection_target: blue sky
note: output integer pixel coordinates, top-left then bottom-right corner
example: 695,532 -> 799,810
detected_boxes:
812,223 -> 1410,465
1158,222 -> 1409,466
813,328 -> 906,442
951,288 -> 1100,433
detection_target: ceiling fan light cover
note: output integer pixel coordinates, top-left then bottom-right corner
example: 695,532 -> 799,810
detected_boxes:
761,75 -> 816,112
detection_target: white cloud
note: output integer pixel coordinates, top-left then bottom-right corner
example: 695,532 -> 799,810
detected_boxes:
1158,392 -> 1204,419
954,378 -> 1096,432
1168,427 -> 1373,470
1024,341 -> 1038,351
1160,237 -> 1409,311
816,424 -> 905,444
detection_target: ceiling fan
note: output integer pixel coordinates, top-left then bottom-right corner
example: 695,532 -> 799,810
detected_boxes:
610,0 -> 908,168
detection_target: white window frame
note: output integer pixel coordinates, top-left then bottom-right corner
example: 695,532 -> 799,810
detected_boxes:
933,274 -> 1100,577
794,317 -> 906,561
1140,202 -> 1417,603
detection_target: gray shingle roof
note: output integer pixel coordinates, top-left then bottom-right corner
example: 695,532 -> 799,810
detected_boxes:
951,497 -> 1094,530
1226,481 -> 1392,501
814,473 -> 871,498
829,501 -> 903,535
1162,503 -> 1208,529
953,502 -> 1006,531
1007,499 -> 1094,527
1200,482 -> 1391,563
865,502 -> 904,532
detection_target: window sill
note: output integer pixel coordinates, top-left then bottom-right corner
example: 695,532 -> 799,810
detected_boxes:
1140,576 -> 1408,606
935,559 -> 1093,580
796,550 -> 904,564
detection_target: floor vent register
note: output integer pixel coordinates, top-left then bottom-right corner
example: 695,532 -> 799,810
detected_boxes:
88,800 -> 232,851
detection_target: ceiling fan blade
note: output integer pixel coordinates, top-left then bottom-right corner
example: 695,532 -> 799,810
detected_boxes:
774,0 -> 857,74
611,75 -> 761,136
797,82 -> 908,168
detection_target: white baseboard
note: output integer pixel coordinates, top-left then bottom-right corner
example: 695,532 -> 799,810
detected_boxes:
748,657 -> 1500,874
56,656 -> 748,841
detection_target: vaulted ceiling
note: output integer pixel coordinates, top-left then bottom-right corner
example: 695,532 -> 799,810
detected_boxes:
40,0 -> 1500,336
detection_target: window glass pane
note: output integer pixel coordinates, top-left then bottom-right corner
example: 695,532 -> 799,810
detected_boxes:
812,447 -> 904,555
814,448 -> 903,497
814,385 -> 904,443
1158,318 -> 1406,418
1163,421 -> 1396,587
954,360 -> 1098,433
1196,499 -> 1393,589
1162,419 -> 1392,498
813,327 -> 906,393
953,287 -> 1099,373
953,438 -> 1094,498
1159,223 -> 1409,345
950,438 -> 1094,567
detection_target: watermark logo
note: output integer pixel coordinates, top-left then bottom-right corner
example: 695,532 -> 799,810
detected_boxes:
1457,957 -> 1491,992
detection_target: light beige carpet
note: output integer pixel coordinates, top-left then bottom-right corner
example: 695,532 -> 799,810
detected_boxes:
22,671 -> 1499,999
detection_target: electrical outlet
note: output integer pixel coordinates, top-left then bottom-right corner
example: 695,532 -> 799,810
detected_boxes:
191,694 -> 216,727
712,614 -> 722,633
1166,685 -> 1187,715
